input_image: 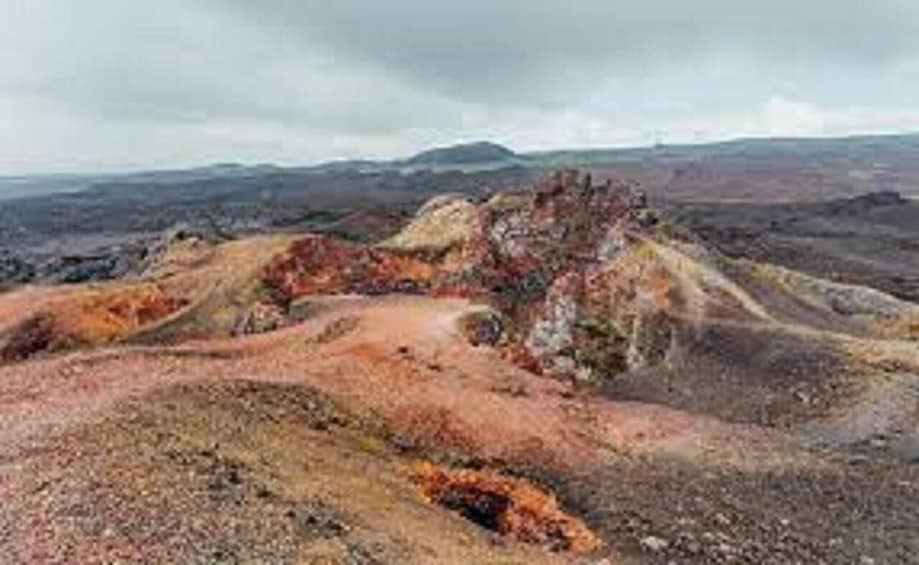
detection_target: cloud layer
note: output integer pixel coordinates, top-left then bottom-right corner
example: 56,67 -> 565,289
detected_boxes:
2,1 -> 919,172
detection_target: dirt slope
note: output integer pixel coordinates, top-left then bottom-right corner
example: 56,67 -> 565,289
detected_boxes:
1,295 -> 917,562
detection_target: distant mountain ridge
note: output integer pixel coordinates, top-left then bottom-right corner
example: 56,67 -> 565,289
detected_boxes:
403,141 -> 518,166
5,132 -> 919,201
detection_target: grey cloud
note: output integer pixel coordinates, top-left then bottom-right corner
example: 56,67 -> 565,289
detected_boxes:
2,0 -> 919,172
220,1 -> 919,106
1,1 -> 463,133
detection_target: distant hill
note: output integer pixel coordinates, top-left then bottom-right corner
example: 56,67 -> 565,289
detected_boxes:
530,132 -> 919,165
0,163 -> 280,202
5,132 -> 919,203
404,141 -> 518,166
0,175 -> 94,201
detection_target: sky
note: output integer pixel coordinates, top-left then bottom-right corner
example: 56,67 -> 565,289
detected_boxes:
2,0 -> 919,173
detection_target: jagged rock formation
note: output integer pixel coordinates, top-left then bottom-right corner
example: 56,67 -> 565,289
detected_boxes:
265,171 -> 667,378
264,170 -> 918,384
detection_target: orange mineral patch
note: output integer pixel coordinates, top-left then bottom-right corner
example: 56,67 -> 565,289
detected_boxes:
262,235 -> 437,302
413,461 -> 600,555
1,284 -> 186,360
877,315 -> 919,341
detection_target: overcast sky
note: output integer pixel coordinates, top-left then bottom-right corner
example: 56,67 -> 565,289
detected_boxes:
3,1 -> 919,173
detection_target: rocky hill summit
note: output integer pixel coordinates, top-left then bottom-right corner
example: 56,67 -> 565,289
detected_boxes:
261,170 -> 917,385
262,170 -> 671,376
404,141 -> 519,166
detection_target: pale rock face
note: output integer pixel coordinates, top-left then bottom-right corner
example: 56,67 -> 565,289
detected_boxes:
414,193 -> 469,218
595,225 -> 629,262
525,275 -> 580,372
381,195 -> 478,253
488,211 -> 532,259
484,191 -> 529,211
625,312 -> 676,370
758,262 -> 919,319
234,301 -> 286,335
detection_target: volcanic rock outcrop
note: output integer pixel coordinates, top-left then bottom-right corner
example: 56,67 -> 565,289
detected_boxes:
263,170 -> 917,384
263,171 -> 668,378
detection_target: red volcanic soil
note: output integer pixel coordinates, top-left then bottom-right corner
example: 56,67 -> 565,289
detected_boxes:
0,296 -> 767,467
0,295 -> 794,562
262,235 -> 437,302
0,284 -> 186,361
413,461 -> 600,554
1,295 -> 916,562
